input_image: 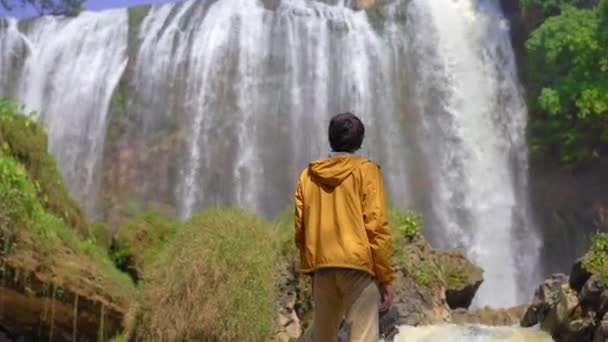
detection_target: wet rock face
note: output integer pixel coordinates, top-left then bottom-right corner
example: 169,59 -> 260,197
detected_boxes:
0,267 -> 124,342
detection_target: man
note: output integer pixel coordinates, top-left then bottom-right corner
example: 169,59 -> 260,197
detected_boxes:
294,112 -> 395,342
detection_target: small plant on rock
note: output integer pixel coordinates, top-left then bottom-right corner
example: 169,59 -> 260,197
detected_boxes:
394,210 -> 423,241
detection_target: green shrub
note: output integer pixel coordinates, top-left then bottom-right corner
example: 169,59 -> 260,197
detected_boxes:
410,262 -> 440,292
390,208 -> 423,242
525,1 -> 608,163
0,155 -> 38,247
583,232 -> 608,282
133,208 -> 276,341
88,222 -> 112,251
0,98 -> 88,235
110,211 -> 178,281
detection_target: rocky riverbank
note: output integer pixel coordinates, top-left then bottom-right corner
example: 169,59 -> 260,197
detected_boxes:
275,230 -> 487,341
520,233 -> 608,342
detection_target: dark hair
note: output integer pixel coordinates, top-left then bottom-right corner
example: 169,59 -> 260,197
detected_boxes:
328,112 -> 365,153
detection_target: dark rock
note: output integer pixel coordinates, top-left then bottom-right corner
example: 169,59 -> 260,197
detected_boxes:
521,274 -> 569,328
537,274 -> 570,304
571,259 -> 593,292
522,273 -> 608,342
580,275 -> 607,314
593,313 -> 608,342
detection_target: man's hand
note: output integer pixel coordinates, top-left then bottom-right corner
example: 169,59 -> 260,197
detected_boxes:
379,283 -> 394,312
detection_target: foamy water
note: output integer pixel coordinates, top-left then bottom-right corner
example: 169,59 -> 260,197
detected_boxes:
391,324 -> 553,342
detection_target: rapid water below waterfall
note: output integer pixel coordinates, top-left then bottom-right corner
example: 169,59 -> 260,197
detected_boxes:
0,0 -> 542,307
392,324 -> 553,342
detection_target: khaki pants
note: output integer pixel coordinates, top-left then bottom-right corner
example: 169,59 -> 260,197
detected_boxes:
312,268 -> 380,342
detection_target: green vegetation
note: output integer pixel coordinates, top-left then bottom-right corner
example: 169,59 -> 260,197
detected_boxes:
522,0 -> 599,13
391,208 -> 423,242
131,208 -> 276,341
525,0 -> 608,163
0,152 -> 133,303
110,211 -> 178,281
0,98 -> 88,236
0,0 -> 85,16
437,250 -> 483,291
410,261 -> 440,292
582,232 -> 608,283
0,98 -> 133,315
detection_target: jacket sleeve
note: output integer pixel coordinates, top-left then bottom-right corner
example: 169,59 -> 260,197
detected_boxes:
294,179 -> 304,252
362,163 -> 395,285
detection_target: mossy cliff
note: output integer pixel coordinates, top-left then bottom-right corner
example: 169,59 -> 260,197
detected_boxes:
0,99 -> 134,340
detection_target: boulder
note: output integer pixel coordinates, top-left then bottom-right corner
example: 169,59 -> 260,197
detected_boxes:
392,235 -> 452,325
522,273 -> 608,342
522,273 -> 569,327
437,249 -> 484,309
580,275 -> 608,315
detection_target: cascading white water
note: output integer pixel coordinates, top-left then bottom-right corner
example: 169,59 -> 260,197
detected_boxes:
0,0 -> 541,306
0,11 -> 128,216
128,0 -> 412,218
405,0 -> 541,307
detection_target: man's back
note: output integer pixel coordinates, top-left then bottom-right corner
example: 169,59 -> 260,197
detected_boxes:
295,154 -> 393,285
294,112 -> 394,342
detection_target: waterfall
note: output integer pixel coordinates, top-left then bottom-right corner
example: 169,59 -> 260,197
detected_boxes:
405,0 -> 541,306
0,11 -> 128,216
0,0 -> 541,306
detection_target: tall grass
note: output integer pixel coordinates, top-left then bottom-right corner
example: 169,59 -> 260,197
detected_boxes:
133,208 -> 276,341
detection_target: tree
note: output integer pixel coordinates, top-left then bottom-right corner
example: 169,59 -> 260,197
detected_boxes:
0,0 -> 85,16
527,0 -> 608,163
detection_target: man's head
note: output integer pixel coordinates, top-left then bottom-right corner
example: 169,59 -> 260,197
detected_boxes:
328,112 -> 365,153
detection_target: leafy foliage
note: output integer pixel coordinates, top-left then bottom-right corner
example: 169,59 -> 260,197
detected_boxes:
0,0 -> 85,16
391,209 -> 423,242
582,232 -> 608,282
0,98 -> 88,235
410,261 -> 440,292
526,1 -> 608,163
521,0 -> 599,13
0,155 -> 37,245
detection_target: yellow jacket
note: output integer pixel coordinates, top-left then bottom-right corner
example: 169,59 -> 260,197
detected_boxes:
294,154 -> 394,284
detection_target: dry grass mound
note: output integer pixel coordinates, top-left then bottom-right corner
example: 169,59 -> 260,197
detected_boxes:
132,208 -> 276,341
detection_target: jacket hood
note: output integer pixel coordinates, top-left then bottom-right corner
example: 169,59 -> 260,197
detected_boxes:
309,155 -> 369,187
